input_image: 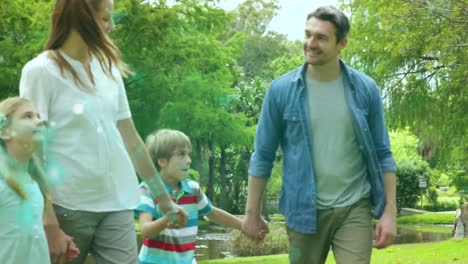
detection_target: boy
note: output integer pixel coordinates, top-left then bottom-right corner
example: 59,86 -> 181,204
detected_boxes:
135,129 -> 243,264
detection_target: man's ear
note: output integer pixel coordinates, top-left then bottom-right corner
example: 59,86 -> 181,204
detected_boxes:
338,38 -> 348,50
158,158 -> 168,169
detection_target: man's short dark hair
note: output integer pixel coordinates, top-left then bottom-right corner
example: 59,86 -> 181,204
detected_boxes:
307,6 -> 350,43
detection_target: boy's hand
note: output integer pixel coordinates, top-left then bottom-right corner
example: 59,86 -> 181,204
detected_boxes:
166,205 -> 188,228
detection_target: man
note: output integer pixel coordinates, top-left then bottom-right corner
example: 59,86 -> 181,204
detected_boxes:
241,6 -> 397,264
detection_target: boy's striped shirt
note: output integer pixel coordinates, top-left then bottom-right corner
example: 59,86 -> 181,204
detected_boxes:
136,179 -> 212,264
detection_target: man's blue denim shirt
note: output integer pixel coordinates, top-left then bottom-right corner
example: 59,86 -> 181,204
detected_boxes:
248,60 -> 396,234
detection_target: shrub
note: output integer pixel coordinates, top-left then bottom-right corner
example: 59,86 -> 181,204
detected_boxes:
226,223 -> 288,257
424,196 -> 461,211
396,158 -> 431,208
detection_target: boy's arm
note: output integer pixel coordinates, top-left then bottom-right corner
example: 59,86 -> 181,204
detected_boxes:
205,207 -> 242,230
139,212 -> 170,238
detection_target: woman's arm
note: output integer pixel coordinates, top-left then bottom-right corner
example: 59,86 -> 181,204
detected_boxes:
117,118 -> 187,226
43,203 -> 79,263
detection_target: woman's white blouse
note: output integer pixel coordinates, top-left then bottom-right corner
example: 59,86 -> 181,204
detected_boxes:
20,51 -> 140,211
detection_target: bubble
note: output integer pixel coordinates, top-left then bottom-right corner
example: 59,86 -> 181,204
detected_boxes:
97,126 -> 103,134
46,162 -> 65,186
73,103 -> 84,115
49,121 -> 57,127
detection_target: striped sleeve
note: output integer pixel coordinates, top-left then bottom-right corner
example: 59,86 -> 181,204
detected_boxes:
135,182 -> 156,217
197,187 -> 212,216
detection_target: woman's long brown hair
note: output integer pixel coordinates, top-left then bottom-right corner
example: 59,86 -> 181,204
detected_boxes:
45,0 -> 131,88
0,97 -> 50,205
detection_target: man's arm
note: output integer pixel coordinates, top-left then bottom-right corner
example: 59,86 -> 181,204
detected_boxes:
373,172 -> 397,249
241,175 -> 269,240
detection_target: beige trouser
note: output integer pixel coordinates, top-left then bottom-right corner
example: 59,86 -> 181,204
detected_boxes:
286,199 -> 374,264
53,204 -> 138,264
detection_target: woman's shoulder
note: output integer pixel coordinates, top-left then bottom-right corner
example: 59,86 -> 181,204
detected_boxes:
21,51 -> 57,77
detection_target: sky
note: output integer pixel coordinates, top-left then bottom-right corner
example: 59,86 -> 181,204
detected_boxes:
216,0 -> 340,41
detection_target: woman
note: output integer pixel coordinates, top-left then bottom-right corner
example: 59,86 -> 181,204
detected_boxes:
19,0 -> 186,263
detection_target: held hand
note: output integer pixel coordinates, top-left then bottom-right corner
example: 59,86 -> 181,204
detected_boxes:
160,201 -> 188,228
242,213 -> 269,240
373,210 -> 397,249
65,240 -> 80,261
44,226 -> 77,264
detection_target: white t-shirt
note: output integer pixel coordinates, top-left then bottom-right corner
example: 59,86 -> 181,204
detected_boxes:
19,51 -> 140,211
0,176 -> 50,264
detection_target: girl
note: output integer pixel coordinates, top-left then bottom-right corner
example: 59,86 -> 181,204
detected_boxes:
19,0 -> 186,263
0,97 -> 77,263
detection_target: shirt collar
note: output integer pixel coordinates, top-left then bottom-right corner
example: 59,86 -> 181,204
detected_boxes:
163,179 -> 193,194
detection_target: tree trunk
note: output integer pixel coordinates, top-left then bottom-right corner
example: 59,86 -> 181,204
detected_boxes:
193,140 -> 203,184
219,146 -> 228,210
206,141 -> 215,203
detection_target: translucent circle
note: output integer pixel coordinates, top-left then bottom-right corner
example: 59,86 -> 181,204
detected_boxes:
46,162 -> 65,186
73,103 -> 84,115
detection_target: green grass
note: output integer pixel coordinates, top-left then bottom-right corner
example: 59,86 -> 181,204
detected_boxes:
398,224 -> 452,233
199,239 -> 468,264
397,213 -> 455,225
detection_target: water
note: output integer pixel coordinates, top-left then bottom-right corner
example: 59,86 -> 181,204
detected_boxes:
195,223 -> 453,261
395,225 -> 452,244
195,224 -> 234,262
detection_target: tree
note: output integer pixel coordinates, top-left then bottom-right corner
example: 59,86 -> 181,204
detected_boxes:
342,0 -> 467,168
0,0 -> 51,98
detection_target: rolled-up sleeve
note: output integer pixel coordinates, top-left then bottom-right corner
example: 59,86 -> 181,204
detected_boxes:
248,82 -> 283,178
368,83 -> 396,173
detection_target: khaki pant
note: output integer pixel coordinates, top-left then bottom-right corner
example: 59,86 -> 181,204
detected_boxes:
287,199 -> 373,264
53,204 -> 138,264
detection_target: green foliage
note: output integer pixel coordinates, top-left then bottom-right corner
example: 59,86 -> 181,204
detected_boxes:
0,0 -> 51,98
430,169 -> 452,188
342,0 -> 468,168
389,129 -> 421,161
424,197 -> 460,211
396,158 -> 431,208
426,186 -> 439,208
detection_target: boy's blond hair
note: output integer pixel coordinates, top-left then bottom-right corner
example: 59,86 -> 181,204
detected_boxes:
145,129 -> 191,170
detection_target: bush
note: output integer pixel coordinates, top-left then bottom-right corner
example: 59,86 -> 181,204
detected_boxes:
226,223 -> 288,257
424,197 -> 461,211
396,158 -> 431,208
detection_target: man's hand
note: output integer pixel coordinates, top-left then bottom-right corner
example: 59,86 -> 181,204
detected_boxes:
373,208 -> 397,249
241,213 -> 269,240
44,226 -> 79,263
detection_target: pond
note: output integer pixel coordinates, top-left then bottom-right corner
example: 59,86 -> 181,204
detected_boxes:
194,223 -> 453,261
